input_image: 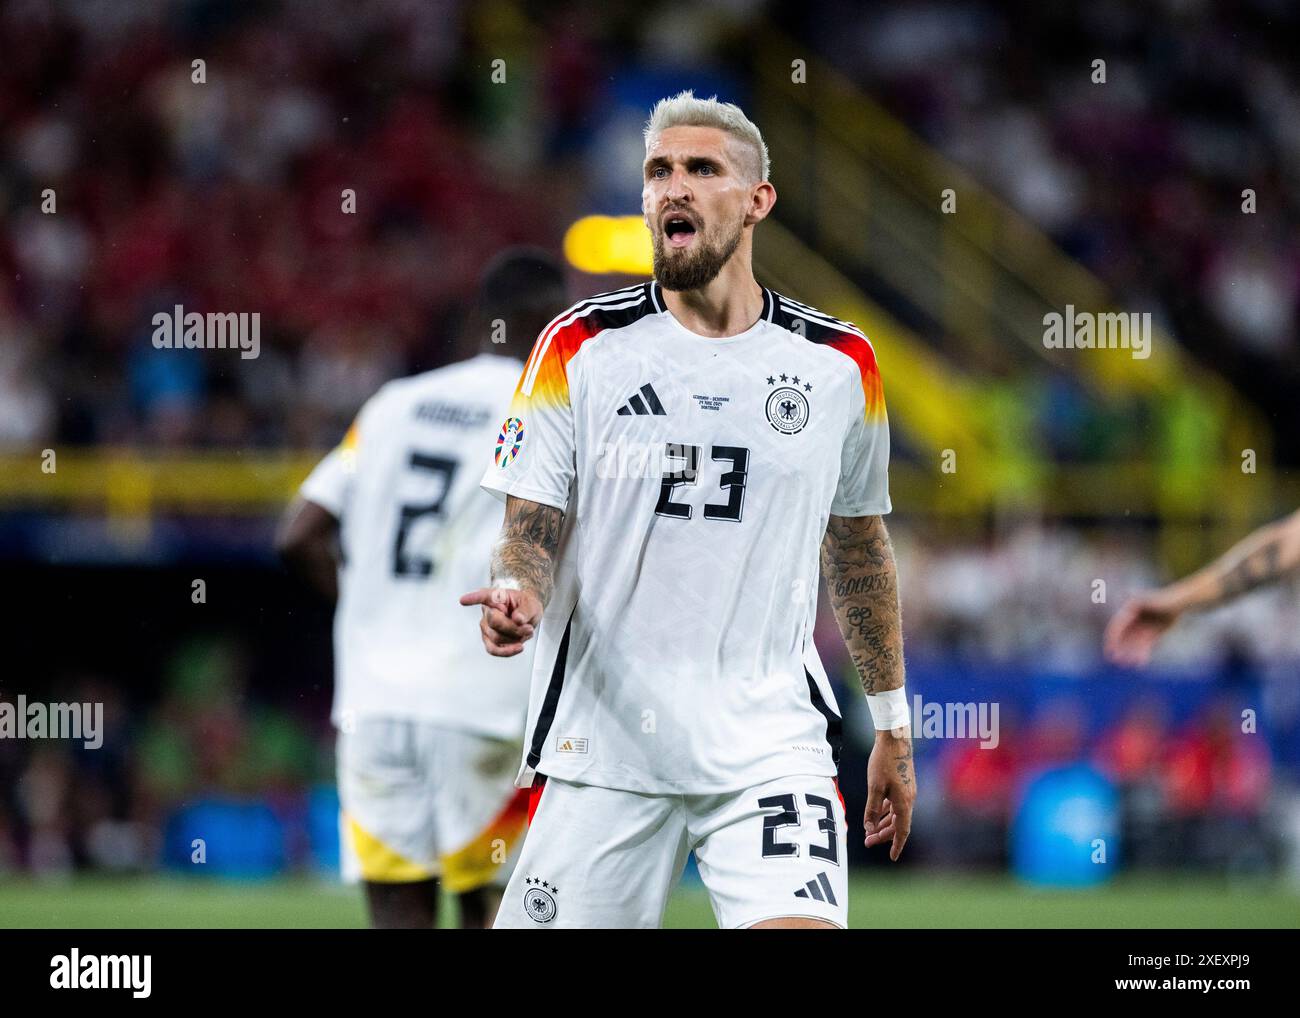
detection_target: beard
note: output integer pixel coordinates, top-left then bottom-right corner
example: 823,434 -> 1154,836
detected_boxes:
652,215 -> 744,291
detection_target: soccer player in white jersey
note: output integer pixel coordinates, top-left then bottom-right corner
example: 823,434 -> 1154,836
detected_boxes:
277,250 -> 570,928
461,93 -> 915,929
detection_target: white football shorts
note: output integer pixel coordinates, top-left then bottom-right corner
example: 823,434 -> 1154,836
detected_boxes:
338,718 -> 529,893
494,773 -> 848,928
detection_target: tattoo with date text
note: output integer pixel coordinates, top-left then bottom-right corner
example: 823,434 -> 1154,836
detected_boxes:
821,514 -> 905,696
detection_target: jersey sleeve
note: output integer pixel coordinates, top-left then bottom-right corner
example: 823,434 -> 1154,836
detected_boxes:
299,419 -> 359,517
829,336 -> 892,517
480,316 -> 584,513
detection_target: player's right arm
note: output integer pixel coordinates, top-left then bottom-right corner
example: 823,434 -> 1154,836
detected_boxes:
460,495 -> 563,657
276,495 -> 341,601
1105,508 -> 1300,666
465,306 -> 582,657
276,423 -> 361,602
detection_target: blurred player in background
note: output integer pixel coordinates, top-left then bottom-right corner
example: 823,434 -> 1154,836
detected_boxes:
277,249 -> 570,928
463,92 -> 913,930
1106,509 -> 1300,666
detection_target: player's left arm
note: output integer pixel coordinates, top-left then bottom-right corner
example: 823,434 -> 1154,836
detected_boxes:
821,512 -> 913,861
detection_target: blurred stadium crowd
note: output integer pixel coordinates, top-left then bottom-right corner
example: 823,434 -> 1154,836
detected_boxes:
5,2 -> 1299,453
0,642 -> 331,875
894,526 -> 1300,669
2,520 -> 1295,880
2,0 -> 1298,880
0,620 -> 1289,877
800,0 -> 1300,459
0,0 -> 570,450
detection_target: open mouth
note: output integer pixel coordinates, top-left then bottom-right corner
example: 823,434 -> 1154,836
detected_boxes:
663,214 -> 698,248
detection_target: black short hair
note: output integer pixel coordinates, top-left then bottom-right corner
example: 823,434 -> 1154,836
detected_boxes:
479,247 -> 567,320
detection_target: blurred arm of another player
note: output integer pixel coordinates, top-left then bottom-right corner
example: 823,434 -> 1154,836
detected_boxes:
275,496 -> 341,601
1104,508 -> 1300,667
460,495 -> 562,657
821,513 -> 914,861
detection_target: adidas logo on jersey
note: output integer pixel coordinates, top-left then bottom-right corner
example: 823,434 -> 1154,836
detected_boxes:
615,383 -> 667,416
793,872 -> 838,906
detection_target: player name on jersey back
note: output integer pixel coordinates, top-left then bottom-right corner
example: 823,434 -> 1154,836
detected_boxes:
413,400 -> 495,429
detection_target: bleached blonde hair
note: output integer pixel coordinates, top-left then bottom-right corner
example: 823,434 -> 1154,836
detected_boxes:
643,90 -> 771,184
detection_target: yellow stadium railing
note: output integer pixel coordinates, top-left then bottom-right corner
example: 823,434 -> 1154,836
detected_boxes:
4,451 -> 1294,529
757,219 -> 1012,512
0,451 -> 317,515
751,29 -> 1276,570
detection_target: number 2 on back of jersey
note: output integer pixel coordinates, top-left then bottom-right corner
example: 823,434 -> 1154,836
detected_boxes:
392,452 -> 458,577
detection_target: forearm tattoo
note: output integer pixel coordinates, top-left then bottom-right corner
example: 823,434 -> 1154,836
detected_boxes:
1218,538 -> 1283,599
892,734 -> 914,786
492,497 -> 563,607
821,514 -> 905,696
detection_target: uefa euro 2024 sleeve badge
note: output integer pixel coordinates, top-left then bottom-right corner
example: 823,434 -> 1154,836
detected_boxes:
764,372 -> 812,435
495,416 -> 525,468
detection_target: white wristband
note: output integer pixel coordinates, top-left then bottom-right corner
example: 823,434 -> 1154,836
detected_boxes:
867,687 -> 910,733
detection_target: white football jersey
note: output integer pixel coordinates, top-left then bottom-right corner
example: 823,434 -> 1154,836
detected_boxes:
480,282 -> 891,793
301,353 -> 533,739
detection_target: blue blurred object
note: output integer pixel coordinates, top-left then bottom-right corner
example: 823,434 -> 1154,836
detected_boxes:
1011,765 -> 1120,887
585,67 -> 748,214
163,799 -> 288,878
307,784 -> 341,875
128,309 -> 206,415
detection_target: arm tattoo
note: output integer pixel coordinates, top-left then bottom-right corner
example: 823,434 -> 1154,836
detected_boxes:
1218,538 -> 1283,598
492,496 -> 563,607
893,737 -> 913,787
821,514 -> 905,696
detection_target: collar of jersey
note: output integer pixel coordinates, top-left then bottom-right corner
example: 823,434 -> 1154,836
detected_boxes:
649,280 -> 774,344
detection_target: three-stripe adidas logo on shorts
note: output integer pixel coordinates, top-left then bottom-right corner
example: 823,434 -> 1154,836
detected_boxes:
793,871 -> 838,906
